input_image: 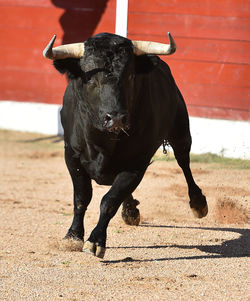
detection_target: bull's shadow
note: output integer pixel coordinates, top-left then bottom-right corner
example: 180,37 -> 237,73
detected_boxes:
103,225 -> 250,263
51,0 -> 109,44
18,135 -> 63,143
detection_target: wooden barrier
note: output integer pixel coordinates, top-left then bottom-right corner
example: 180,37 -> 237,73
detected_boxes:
0,0 -> 249,120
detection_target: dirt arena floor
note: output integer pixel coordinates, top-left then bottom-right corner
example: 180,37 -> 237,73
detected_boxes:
0,130 -> 249,301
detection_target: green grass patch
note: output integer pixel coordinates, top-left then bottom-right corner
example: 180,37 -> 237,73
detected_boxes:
153,151 -> 250,169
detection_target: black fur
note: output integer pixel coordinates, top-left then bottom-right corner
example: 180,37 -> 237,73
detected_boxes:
53,58 -> 83,79
51,33 -> 208,258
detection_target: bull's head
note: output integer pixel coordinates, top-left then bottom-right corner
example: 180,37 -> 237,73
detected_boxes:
43,33 -> 176,134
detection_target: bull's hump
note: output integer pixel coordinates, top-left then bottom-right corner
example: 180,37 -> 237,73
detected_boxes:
85,33 -> 132,53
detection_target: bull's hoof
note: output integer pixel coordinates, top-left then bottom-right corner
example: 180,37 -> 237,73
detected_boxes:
82,241 -> 106,259
122,210 -> 140,225
191,204 -> 208,218
122,199 -> 140,226
189,194 -> 208,218
64,229 -> 83,241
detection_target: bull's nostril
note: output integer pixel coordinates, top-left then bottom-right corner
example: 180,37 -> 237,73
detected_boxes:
104,114 -> 114,129
105,114 -> 112,122
104,113 -> 128,131
121,115 -> 127,125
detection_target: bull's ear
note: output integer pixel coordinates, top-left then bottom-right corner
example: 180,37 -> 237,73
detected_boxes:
53,58 -> 83,79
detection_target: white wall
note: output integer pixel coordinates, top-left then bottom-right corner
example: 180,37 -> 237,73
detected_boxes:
0,101 -> 63,136
190,117 -> 250,159
0,101 -> 249,159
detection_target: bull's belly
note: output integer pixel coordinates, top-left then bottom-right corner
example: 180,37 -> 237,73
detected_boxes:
87,167 -> 117,185
80,158 -> 117,186
92,173 -> 115,186
79,143 -> 156,186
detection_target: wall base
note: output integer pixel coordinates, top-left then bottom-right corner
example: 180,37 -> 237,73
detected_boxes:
0,101 -> 249,159
0,101 -> 63,136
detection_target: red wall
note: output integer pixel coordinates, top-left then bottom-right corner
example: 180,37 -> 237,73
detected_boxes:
0,0 -> 115,104
0,0 -> 249,121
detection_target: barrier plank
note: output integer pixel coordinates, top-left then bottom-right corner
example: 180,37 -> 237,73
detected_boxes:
129,0 -> 249,18
128,13 -> 250,41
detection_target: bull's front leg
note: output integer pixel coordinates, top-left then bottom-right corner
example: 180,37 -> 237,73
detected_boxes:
64,145 -> 92,241
83,169 -> 146,258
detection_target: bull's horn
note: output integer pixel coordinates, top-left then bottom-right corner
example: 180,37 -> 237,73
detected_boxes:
132,32 -> 176,56
43,34 -> 85,59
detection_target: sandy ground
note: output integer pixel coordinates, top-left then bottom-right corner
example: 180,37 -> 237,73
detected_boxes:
0,130 -> 249,301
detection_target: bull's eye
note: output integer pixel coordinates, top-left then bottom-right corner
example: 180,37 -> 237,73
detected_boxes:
128,74 -> 135,81
87,78 -> 98,87
88,79 -> 95,85
86,79 -> 100,93
105,72 -> 113,78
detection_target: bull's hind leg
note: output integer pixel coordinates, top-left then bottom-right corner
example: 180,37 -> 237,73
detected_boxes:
121,194 -> 140,226
64,145 -> 92,241
169,135 -> 208,218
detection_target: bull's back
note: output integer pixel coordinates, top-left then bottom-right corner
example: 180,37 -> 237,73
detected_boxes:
134,55 -> 187,143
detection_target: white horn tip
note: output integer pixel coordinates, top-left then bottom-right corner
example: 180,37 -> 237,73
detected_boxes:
167,32 -> 177,54
43,34 -> 57,59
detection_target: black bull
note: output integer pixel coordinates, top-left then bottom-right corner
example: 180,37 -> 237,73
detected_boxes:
44,33 -> 208,258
